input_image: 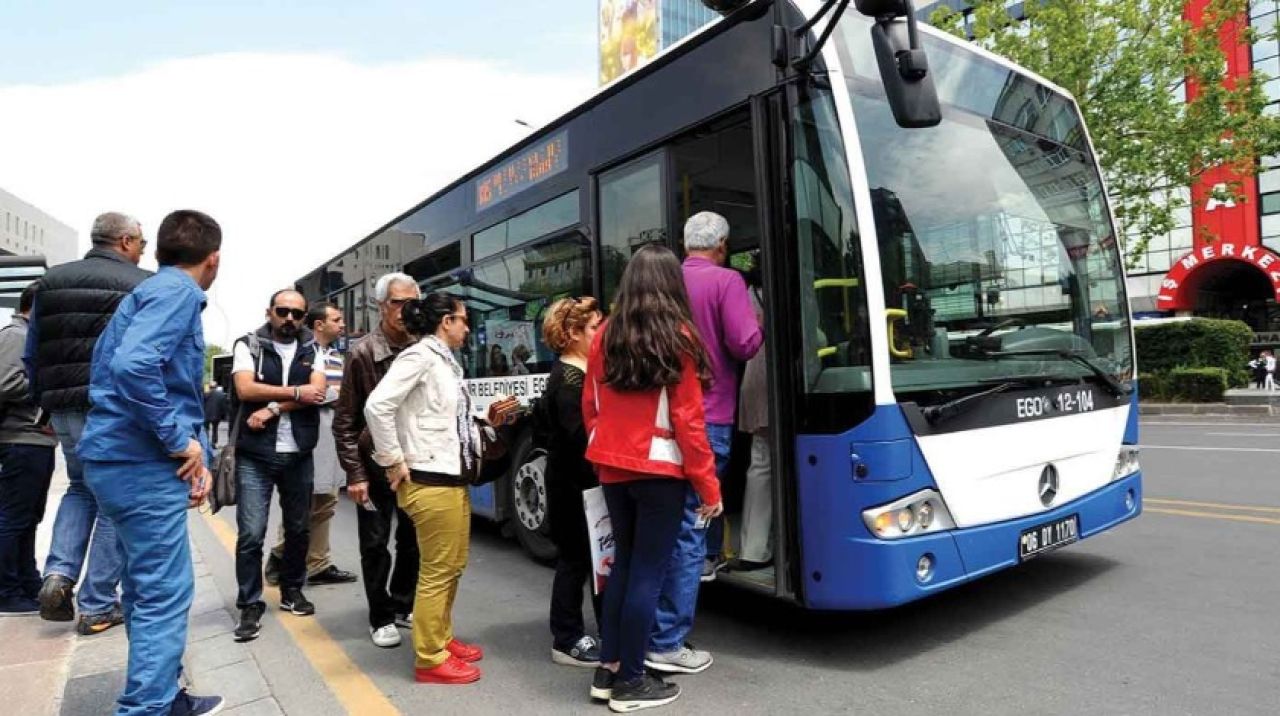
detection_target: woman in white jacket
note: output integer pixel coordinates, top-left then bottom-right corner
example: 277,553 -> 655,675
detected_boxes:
363,292 -> 500,685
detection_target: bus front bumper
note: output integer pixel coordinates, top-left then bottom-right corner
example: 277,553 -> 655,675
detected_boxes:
803,471 -> 1143,610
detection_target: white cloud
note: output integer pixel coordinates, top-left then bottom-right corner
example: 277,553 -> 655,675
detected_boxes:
0,52 -> 593,348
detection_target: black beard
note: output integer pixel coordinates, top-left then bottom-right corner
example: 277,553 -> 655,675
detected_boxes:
275,324 -> 298,340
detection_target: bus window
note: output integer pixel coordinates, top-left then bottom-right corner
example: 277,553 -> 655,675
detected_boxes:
435,232 -> 592,380
669,114 -> 760,257
473,190 -> 579,261
599,153 -> 666,305
792,90 -> 872,396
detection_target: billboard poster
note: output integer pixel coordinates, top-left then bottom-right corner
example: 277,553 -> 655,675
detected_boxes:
599,0 -> 660,85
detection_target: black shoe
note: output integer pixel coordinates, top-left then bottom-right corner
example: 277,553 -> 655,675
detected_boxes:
608,673 -> 680,712
0,596 -> 39,616
263,555 -> 282,587
307,565 -> 357,585
553,635 -> 601,667
76,603 -> 125,636
590,666 -> 616,701
725,558 -> 773,572
37,575 -> 75,622
169,688 -> 225,715
234,603 -> 264,642
279,588 -> 315,616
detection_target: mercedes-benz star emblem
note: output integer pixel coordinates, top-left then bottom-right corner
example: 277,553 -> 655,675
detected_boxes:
1039,464 -> 1059,507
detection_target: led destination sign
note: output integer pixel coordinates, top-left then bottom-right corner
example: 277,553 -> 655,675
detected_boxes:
475,132 -> 568,212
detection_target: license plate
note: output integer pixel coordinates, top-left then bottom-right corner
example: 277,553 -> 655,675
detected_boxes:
1019,514 -> 1079,560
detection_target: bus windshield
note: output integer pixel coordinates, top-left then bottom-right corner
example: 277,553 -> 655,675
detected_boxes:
837,16 -> 1133,395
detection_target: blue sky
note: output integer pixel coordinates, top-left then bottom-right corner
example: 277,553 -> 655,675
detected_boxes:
0,1 -> 603,342
0,0 -> 598,85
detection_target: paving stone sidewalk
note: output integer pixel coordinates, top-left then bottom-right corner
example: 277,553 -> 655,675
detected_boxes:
1,456 -> 281,716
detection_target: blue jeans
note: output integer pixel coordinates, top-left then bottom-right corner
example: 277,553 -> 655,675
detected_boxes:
0,443 -> 56,601
599,479 -> 687,683
649,422 -> 732,653
43,409 -> 123,615
235,451 -> 313,607
85,459 -> 193,716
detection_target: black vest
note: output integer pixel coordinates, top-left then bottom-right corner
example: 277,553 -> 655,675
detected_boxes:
233,327 -> 321,458
33,248 -> 152,412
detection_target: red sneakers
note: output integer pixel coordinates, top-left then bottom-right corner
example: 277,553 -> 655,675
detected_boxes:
415,656 -> 481,684
447,638 -> 484,663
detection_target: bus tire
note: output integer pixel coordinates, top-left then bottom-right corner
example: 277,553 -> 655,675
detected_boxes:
506,432 -> 558,563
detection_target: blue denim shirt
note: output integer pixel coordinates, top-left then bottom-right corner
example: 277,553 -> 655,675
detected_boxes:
79,266 -> 210,464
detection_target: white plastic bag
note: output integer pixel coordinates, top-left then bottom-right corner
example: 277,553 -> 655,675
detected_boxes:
582,486 -> 615,595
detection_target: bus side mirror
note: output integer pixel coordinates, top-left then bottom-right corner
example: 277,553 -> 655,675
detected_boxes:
855,0 -> 942,128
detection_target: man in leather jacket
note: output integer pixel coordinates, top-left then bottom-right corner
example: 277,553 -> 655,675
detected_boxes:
332,272 -> 421,649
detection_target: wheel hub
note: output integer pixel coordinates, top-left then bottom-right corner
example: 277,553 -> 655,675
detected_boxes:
513,456 -> 547,532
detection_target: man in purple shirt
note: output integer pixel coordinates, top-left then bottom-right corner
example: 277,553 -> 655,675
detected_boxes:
645,211 -> 763,677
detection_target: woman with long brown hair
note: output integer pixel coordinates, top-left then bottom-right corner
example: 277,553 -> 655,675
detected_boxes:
582,244 -> 722,712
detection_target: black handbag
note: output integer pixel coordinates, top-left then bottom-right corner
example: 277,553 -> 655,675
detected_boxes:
466,423 -> 516,486
209,402 -> 245,514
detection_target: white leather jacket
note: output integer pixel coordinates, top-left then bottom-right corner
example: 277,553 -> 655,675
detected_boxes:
363,338 -> 481,476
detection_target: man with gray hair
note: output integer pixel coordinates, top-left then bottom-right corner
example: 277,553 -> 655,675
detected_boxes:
333,271 -> 422,648
23,211 -> 151,634
647,210 -> 763,676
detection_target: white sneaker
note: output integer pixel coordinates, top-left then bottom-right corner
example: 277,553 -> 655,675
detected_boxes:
644,644 -> 712,674
370,624 -> 401,648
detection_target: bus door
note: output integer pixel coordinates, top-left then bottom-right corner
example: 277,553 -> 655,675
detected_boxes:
667,103 -> 798,600
593,102 -> 799,600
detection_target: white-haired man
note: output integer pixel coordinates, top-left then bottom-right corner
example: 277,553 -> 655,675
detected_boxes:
332,272 -> 422,648
647,211 -> 763,676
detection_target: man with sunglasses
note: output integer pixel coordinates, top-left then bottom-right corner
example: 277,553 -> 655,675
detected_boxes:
333,271 -> 421,649
229,289 -> 327,642
24,211 -> 150,634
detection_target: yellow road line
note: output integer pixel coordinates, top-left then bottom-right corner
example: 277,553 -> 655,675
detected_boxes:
1146,507 -> 1280,527
1146,497 -> 1280,515
200,512 -> 400,716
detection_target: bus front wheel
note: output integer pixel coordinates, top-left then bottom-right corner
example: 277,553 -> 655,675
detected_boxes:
506,432 -> 558,563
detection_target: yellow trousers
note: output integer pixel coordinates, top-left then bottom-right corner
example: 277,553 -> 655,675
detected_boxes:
397,482 -> 471,668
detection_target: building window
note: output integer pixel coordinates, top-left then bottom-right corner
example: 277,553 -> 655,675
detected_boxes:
1262,191 -> 1280,215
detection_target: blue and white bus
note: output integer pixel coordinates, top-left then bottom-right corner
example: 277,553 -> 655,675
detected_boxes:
295,0 -> 1141,610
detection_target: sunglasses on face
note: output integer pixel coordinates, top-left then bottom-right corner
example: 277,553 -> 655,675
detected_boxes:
273,307 -> 305,321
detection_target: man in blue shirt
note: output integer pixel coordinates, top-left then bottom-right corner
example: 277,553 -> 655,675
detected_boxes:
79,210 -> 224,716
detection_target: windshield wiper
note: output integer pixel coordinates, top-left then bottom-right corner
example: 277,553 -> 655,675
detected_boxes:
922,375 -> 1079,425
981,348 -> 1132,397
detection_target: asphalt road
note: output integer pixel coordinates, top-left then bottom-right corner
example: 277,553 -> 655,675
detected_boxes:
190,418 -> 1280,715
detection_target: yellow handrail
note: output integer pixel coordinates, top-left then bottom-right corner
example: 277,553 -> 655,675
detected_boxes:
886,309 -> 912,359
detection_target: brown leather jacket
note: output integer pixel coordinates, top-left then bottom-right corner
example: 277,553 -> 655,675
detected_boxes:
333,325 -> 411,485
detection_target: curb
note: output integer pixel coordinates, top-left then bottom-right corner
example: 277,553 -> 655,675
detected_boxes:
1140,402 -> 1274,416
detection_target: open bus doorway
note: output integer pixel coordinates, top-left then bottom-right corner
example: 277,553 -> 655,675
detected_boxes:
668,109 -> 780,593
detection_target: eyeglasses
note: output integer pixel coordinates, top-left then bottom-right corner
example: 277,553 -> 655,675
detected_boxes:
273,307 -> 305,321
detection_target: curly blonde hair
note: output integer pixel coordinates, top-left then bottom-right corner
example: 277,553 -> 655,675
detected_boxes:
542,296 -> 601,353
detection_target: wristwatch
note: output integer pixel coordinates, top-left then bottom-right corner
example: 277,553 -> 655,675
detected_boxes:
266,402 -> 281,417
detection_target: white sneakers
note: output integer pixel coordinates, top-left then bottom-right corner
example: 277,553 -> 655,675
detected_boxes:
644,644 -> 713,674
370,624 -> 402,648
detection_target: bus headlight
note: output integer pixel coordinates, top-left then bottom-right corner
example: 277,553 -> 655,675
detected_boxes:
1112,446 -> 1140,481
863,490 -> 956,539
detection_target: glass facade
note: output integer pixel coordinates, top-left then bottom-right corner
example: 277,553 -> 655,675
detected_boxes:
1253,1 -> 1280,248
660,0 -> 718,48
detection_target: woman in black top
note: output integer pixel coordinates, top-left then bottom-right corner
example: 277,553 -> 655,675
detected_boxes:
539,296 -> 604,667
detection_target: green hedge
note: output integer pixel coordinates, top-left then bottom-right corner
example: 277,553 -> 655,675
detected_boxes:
1135,319 -> 1252,400
1167,367 -> 1229,402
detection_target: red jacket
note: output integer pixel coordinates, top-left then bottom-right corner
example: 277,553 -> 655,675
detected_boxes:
582,325 -> 721,507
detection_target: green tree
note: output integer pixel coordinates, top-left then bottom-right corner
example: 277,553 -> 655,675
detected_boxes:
204,344 -> 227,385
931,0 -> 1280,268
